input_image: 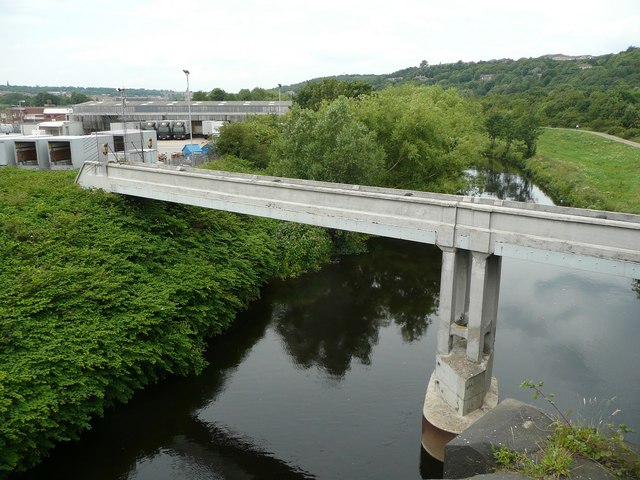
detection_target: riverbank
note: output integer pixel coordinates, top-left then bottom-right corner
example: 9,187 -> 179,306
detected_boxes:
0,169 -> 335,477
518,128 -> 640,214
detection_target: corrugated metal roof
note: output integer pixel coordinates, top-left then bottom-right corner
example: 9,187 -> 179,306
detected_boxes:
43,108 -> 73,114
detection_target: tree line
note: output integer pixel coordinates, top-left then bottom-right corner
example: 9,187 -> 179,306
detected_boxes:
191,86 -> 286,102
319,46 -> 640,139
209,84 -> 489,192
0,91 -> 91,109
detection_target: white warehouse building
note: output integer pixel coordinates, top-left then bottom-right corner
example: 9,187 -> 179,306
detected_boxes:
70,99 -> 293,135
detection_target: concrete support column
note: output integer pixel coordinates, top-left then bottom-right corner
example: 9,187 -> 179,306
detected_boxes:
466,252 -> 502,363
425,247 -> 501,431
436,247 -> 470,355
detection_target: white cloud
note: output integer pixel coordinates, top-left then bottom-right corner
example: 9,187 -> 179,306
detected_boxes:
1,0 -> 638,92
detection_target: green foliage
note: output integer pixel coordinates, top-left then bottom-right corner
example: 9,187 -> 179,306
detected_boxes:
482,95 -> 542,160
494,443 -> 573,479
0,168 -> 332,475
212,115 -> 282,169
270,85 -> 486,193
495,380 -> 640,479
0,85 -> 168,100
294,78 -> 374,111
270,98 -> 386,186
285,47 -> 640,139
200,154 -> 266,175
0,93 -> 30,109
354,85 -> 487,191
521,128 -> 640,213
269,223 -> 333,278
190,86 -> 285,102
0,91 -> 90,108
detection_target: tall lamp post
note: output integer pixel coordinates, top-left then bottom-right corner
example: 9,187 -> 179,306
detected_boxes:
278,83 -> 282,116
183,69 -> 193,161
18,100 -> 25,132
117,87 -> 126,161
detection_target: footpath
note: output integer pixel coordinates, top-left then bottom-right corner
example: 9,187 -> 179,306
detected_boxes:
554,127 -> 640,148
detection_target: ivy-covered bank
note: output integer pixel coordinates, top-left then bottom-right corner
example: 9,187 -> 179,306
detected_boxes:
0,168 -> 333,476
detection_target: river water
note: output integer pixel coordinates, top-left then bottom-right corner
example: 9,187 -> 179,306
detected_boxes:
16,166 -> 640,479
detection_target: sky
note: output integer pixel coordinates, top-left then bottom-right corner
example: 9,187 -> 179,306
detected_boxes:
1,0 -> 639,94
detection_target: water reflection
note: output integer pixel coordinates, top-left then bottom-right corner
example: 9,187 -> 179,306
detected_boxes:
15,295 -> 314,480
272,239 -> 441,377
466,163 -> 554,205
495,257 -> 640,441
16,238 -> 442,480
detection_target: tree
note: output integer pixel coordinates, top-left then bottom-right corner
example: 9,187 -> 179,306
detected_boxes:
209,88 -> 228,101
32,92 -> 61,106
516,113 -> 542,157
354,85 -> 486,191
485,112 -> 507,147
214,116 -> 281,169
67,92 -> 90,104
294,78 -> 374,111
237,89 -> 252,101
249,87 -> 279,101
270,98 -> 385,186
0,93 -> 29,107
621,104 -> 639,129
192,91 -> 209,101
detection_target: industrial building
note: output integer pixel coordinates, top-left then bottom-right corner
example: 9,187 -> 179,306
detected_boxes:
0,130 -> 157,169
70,99 -> 293,135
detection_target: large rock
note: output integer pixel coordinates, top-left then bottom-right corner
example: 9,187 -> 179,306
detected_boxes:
443,398 -> 553,479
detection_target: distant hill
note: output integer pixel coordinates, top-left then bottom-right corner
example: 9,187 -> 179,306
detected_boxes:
284,47 -> 640,138
0,84 -> 174,99
284,46 -> 639,96
4,47 -> 638,101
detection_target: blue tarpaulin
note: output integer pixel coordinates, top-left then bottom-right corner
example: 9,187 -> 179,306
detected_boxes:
182,144 -> 203,156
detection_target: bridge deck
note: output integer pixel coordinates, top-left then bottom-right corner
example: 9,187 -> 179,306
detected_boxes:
76,162 -> 640,278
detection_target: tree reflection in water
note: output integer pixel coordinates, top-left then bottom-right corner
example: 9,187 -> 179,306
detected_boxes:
271,238 -> 442,378
466,161 -> 540,203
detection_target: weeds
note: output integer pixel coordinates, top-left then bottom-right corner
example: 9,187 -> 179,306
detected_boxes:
493,380 -> 640,479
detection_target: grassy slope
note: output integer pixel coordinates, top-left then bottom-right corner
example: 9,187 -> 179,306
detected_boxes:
524,128 -> 640,214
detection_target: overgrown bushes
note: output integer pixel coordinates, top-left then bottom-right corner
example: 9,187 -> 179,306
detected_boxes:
0,169 -> 333,475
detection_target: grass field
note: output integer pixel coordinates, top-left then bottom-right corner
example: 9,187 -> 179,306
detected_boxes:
524,128 -> 640,214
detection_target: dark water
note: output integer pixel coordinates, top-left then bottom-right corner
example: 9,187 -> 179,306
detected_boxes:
465,165 -> 554,205
16,168 -> 640,479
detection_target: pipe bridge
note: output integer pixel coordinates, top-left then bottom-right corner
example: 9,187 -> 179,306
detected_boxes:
75,161 -> 640,435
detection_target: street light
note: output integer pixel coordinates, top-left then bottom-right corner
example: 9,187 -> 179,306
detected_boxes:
278,83 -> 282,116
183,69 -> 193,161
18,100 -> 25,132
117,87 -> 126,161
